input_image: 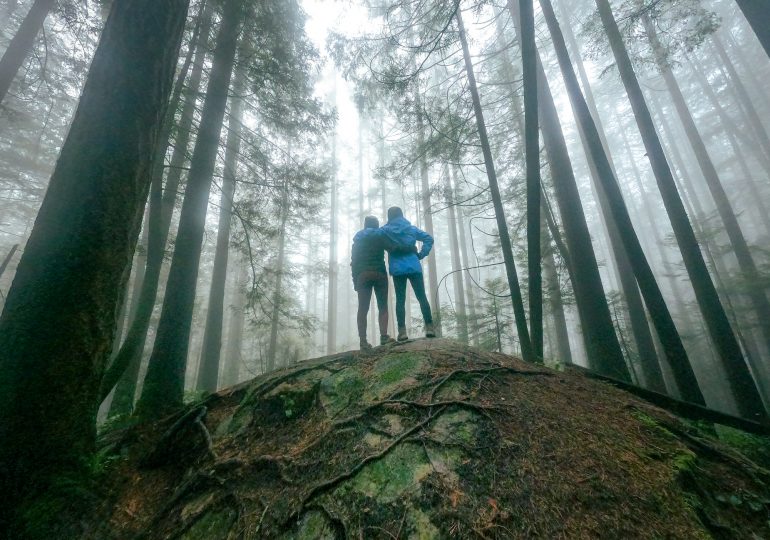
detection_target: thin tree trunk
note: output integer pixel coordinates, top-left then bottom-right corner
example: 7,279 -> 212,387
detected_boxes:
445,165 -> 468,343
711,35 -> 770,166
734,0 -> 770,59
100,0 -> 212,406
542,0 -> 694,398
0,244 -> 18,280
0,0 -> 55,105
595,0 -> 766,420
507,0 -> 628,379
452,165 -> 480,346
136,0 -> 242,420
687,55 -> 770,237
542,230 -> 573,365
456,8 -> 533,362
222,258 -> 246,387
0,0 -> 188,519
327,81 -> 338,354
196,57 -> 246,392
518,0 -> 542,360
267,183 -> 289,372
645,16 -> 770,364
416,105 -> 442,335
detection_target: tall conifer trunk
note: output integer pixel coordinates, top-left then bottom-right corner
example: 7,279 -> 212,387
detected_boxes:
101,0 -> 214,406
136,0 -> 243,419
594,0 -> 766,420
507,0 -> 628,379
542,0 -> 697,399
196,58 -> 246,391
0,0 -> 55,104
0,0 -> 188,524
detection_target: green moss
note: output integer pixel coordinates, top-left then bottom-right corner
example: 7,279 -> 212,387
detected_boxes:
281,509 -> 338,539
431,409 -> 478,445
672,450 -> 697,473
319,367 -> 366,416
716,425 -> 770,469
180,507 -> 236,540
336,442 -> 432,503
406,507 -> 440,539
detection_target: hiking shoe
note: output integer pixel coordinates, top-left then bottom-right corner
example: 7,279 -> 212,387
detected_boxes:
397,327 -> 409,341
380,335 -> 396,345
359,338 -> 372,350
425,323 -> 437,338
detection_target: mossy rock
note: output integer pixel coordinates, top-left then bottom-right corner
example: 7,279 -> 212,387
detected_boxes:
84,339 -> 770,539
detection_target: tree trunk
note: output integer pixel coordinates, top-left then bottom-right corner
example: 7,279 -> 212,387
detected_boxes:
711,34 -> 770,168
595,0 -> 766,420
416,105 -> 442,336
517,0 -> 542,361
452,165 -> 480,346
136,0 -> 242,420
222,258 -> 247,387
0,244 -> 18,280
267,183 -> 290,372
100,0 -> 213,406
0,0 -> 188,522
0,0 -> 55,105
444,165 -> 468,343
734,0 -> 770,59
507,0 -> 628,380
687,55 -> 770,237
645,16 -> 770,365
542,228 -> 573,365
456,8 -> 533,362
196,58 -> 246,392
327,82 -> 338,354
542,0 -> 696,398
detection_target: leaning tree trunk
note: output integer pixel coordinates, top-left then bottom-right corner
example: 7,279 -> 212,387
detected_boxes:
136,0 -> 242,420
595,0 -> 766,421
507,0 -> 628,380
196,57 -> 246,392
0,0 -> 188,526
100,0 -> 213,408
734,0 -> 770,59
518,0 -> 542,360
0,0 -> 55,105
645,16 -> 770,366
456,8 -> 534,363
542,0 -> 698,400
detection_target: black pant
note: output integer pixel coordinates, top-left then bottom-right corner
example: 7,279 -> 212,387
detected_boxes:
355,271 -> 388,339
393,273 -> 433,329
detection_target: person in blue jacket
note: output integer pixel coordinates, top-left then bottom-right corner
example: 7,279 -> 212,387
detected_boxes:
351,215 -> 416,350
381,206 -> 436,341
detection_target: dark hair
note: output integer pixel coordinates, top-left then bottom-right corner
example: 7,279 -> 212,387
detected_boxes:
364,216 -> 379,229
387,206 -> 403,222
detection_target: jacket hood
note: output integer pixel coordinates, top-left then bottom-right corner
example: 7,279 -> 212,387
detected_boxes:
353,228 -> 380,243
386,216 -> 412,234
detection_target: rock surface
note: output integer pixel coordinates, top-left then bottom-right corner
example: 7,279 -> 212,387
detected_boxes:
88,339 -> 770,538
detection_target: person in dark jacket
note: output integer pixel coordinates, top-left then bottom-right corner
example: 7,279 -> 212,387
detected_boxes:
381,206 -> 435,341
351,215 -> 414,349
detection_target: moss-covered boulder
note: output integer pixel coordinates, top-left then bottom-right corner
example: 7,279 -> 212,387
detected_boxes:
85,339 -> 770,538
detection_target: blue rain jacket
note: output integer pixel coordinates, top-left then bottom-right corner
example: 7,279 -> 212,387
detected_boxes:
381,216 -> 433,276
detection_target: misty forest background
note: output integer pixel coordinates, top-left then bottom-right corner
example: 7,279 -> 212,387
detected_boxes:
1,0 -> 770,512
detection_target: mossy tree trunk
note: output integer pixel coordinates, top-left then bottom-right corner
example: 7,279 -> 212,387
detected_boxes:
0,0 -> 189,526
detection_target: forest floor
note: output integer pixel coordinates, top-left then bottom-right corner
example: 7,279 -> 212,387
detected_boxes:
76,339 -> 770,539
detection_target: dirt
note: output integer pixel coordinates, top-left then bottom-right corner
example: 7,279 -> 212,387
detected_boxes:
82,338 -> 770,539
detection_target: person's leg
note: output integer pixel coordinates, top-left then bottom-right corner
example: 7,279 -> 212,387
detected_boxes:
357,282 -> 373,344
373,276 -> 389,338
408,273 -> 433,325
393,275 -> 407,333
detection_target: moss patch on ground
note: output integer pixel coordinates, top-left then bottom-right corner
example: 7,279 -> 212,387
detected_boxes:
78,340 -> 770,539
